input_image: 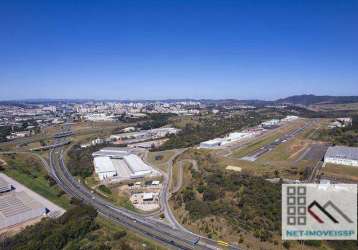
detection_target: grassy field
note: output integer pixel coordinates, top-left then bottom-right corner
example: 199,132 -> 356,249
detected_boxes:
80,173 -> 137,212
169,115 -> 200,129
147,150 -> 176,165
4,168 -> 70,208
232,133 -> 283,158
146,149 -> 177,173
309,102 -> 358,112
259,120 -> 323,162
231,119 -> 307,159
2,154 -> 71,208
220,119 -> 326,180
170,160 -> 192,193
322,164 -> 358,182
96,216 -> 166,250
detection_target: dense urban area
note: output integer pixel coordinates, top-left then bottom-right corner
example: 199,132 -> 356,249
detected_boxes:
0,95 -> 357,250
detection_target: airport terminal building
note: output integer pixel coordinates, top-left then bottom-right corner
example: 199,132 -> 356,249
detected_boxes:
324,146 -> 358,167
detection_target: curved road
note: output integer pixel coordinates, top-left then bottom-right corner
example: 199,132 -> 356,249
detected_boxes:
2,125 -> 241,250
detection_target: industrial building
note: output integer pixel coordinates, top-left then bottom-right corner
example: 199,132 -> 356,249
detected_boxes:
110,127 -> 179,142
199,138 -> 224,148
130,192 -> 160,211
92,148 -> 160,181
281,115 -> 299,122
83,113 -> 115,122
328,117 -> 352,129
0,177 -> 12,193
324,146 -> 358,167
261,119 -> 280,129
0,191 -> 46,229
199,130 -> 259,148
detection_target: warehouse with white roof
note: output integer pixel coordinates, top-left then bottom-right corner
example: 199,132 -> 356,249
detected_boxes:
0,177 -> 12,193
0,191 -> 46,229
199,131 -> 258,148
92,148 -> 159,181
324,146 -> 358,167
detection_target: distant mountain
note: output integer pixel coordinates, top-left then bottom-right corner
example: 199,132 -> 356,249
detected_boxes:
275,94 -> 358,106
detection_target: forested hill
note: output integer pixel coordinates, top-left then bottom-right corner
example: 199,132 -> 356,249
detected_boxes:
275,94 -> 358,106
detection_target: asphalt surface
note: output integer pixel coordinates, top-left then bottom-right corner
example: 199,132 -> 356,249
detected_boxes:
241,121 -> 312,161
2,123 -> 240,250
48,126 -> 241,250
49,146 -> 202,249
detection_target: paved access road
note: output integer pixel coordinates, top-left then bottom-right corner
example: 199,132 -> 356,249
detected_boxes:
49,146 -> 201,249
48,126 -> 240,250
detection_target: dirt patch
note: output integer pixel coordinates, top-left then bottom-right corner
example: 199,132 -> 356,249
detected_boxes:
225,165 -> 242,172
0,216 -> 43,237
0,158 -> 7,167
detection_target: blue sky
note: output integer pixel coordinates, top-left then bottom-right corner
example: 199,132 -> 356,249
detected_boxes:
0,0 -> 357,100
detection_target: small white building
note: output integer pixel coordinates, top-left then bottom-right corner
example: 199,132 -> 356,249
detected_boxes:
84,113 -> 115,122
199,138 -> 224,148
142,193 -> 155,201
281,116 -> 299,122
222,131 -> 255,144
91,138 -> 104,146
6,131 -> 31,140
324,146 -> 358,167
122,127 -> 136,133
328,117 -> 352,129
261,119 -> 280,128
152,180 -> 160,185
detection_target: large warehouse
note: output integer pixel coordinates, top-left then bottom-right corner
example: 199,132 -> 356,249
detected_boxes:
92,148 -> 159,181
0,177 -> 12,193
199,131 -> 258,148
324,146 -> 358,167
0,191 -> 46,229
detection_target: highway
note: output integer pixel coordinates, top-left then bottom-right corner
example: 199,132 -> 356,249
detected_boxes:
1,122 -> 239,249
49,146 -> 202,249
48,126 -> 240,250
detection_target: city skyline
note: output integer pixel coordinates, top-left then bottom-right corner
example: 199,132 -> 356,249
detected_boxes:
1,0 -> 357,100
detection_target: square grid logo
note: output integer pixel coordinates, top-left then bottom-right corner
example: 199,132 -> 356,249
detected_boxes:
282,184 -> 357,240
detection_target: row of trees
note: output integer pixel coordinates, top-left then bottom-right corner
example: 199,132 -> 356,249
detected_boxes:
1,204 -> 98,250
312,116 -> 358,147
158,112 -> 265,150
138,113 -> 176,130
66,144 -> 104,178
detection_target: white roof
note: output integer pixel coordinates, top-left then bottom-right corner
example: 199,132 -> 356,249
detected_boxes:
94,157 -> 116,173
0,177 -> 10,189
123,154 -> 152,173
201,138 -> 224,145
152,180 -> 160,185
325,146 -> 358,161
143,193 -> 154,200
92,148 -> 129,158
227,132 -> 251,140
0,191 -> 44,219
111,159 -> 132,178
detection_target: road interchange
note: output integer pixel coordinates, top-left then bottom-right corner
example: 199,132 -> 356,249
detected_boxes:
47,126 -> 240,250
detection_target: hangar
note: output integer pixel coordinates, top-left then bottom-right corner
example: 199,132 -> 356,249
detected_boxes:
324,146 -> 358,167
